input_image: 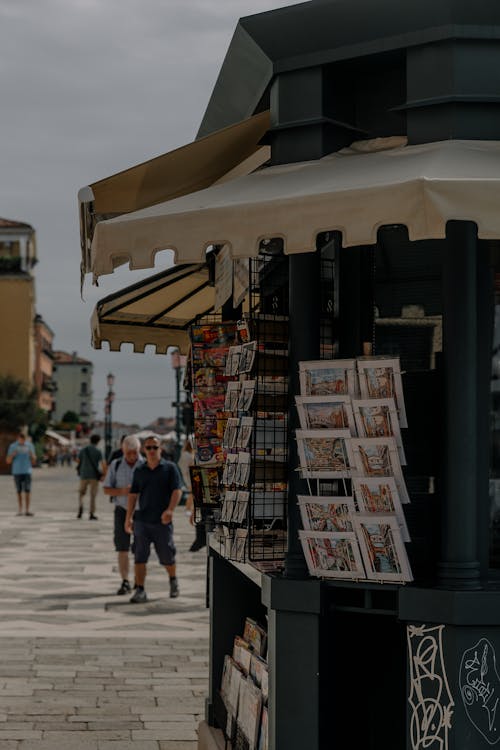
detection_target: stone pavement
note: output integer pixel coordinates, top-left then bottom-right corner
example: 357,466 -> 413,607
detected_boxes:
0,465 -> 209,749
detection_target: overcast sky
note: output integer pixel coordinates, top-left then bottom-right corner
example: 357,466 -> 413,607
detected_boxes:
0,0 -> 304,427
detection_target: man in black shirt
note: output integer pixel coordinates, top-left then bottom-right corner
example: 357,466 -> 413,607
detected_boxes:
125,436 -> 182,603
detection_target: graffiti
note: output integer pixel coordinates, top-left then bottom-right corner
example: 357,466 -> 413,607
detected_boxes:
460,638 -> 500,745
408,624 -> 454,750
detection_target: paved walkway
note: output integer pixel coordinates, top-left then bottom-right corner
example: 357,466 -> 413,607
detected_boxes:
0,465 -> 209,749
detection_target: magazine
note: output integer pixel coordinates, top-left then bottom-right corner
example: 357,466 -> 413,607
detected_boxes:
233,635 -> 252,675
190,465 -> 222,507
238,676 -> 263,750
296,429 -> 354,478
298,359 -> 357,396
223,417 -> 239,449
353,513 -> 413,582
243,618 -> 267,657
299,530 -> 366,580
297,495 -> 356,533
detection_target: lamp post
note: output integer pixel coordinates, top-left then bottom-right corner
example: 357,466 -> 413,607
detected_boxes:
104,372 -> 115,461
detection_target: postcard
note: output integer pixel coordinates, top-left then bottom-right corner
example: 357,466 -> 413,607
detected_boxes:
239,341 -> 257,374
352,397 -> 406,464
238,379 -> 256,412
222,453 -> 239,486
230,527 -> 248,562
296,395 -> 356,434
225,381 -> 241,412
298,495 -> 356,533
296,429 -> 354,478
236,416 -> 254,449
235,452 -> 251,487
299,530 -> 366,579
352,477 -> 410,541
298,359 -> 357,397
357,357 -> 407,428
225,345 -> 242,376
350,437 -> 410,503
353,513 -> 413,582
223,417 -> 239,449
221,490 -> 238,522
233,491 -> 250,524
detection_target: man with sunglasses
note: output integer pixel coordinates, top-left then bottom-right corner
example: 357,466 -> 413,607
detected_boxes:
125,436 -> 182,603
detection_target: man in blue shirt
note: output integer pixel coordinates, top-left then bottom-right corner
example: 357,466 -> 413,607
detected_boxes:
6,432 -> 37,516
103,434 -> 144,595
125,435 -> 182,603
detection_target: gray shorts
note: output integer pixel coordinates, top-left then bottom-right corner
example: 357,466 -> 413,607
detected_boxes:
133,520 -> 176,566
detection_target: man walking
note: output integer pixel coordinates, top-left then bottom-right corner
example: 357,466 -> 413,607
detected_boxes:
103,434 -> 143,595
76,434 -> 104,520
125,435 -> 182,603
6,431 -> 37,516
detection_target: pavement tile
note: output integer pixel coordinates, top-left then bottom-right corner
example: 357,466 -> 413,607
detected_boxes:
0,467 -> 209,748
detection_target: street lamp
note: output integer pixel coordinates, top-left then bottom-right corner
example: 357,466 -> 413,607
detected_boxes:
104,372 -> 115,461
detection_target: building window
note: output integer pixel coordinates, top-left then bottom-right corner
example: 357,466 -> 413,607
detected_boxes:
81,382 -> 87,395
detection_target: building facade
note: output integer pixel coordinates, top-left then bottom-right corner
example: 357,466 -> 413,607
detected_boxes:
0,218 -> 37,386
33,314 -> 55,413
52,351 -> 93,426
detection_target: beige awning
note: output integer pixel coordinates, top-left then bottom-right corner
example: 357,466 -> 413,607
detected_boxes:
89,138 -> 500,282
79,111 -> 270,279
91,262 -> 215,355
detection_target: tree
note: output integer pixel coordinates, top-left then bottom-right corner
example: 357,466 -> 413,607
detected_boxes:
0,375 -> 42,474
61,410 -> 80,426
0,375 -> 39,432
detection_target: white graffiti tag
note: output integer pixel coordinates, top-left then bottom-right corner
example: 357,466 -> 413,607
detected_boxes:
408,624 -> 454,750
460,638 -> 500,745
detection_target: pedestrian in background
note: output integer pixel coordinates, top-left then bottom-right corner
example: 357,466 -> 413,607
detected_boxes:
76,434 -> 104,520
103,434 -> 143,595
125,435 -> 182,603
6,431 -> 37,516
178,438 -> 205,552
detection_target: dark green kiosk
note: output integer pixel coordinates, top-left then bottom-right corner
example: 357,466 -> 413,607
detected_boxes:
199,1 -> 500,749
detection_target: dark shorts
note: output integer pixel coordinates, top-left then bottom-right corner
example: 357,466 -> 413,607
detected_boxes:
14,474 -> 31,493
133,519 -> 176,566
114,506 -> 131,552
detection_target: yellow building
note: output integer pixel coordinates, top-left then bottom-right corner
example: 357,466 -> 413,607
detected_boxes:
0,218 -> 37,386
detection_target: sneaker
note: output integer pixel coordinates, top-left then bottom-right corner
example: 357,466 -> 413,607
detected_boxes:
130,587 -> 147,604
25,512 -> 34,517
89,513 -> 98,520
169,578 -> 179,598
77,507 -> 83,519
117,580 -> 131,596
